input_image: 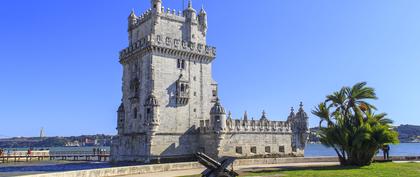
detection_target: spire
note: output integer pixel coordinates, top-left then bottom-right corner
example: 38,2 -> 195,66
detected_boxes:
188,0 -> 193,9
227,111 -> 232,120
261,110 -> 268,120
185,0 -> 195,12
200,4 -> 206,14
243,111 -> 248,121
128,9 -> 137,19
296,101 -> 308,119
288,107 -> 295,121
299,102 -> 304,112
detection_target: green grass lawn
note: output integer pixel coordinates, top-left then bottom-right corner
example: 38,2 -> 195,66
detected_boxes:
180,162 -> 420,177
241,162 -> 420,177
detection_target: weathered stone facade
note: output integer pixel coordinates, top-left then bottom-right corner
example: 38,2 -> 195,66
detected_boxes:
111,0 -> 309,163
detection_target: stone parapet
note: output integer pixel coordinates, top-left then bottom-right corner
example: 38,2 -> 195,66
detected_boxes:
119,34 -> 216,62
130,7 -> 191,30
17,162 -> 202,177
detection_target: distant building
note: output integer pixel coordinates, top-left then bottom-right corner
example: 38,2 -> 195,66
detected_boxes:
83,138 -> 97,146
65,140 -> 80,147
111,0 -> 309,163
40,127 -> 45,139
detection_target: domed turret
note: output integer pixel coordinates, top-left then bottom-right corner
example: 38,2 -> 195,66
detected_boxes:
296,102 -> 308,118
210,98 -> 225,115
183,0 -> 196,20
198,5 -> 208,36
210,98 -> 227,132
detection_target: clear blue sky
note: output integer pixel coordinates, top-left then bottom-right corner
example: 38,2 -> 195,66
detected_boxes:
1,0 -> 419,137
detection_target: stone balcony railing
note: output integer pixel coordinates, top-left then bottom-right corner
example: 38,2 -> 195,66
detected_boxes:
199,119 -> 292,134
227,119 -> 292,133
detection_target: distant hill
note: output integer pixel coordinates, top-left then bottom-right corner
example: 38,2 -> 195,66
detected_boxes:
0,135 -> 114,148
396,124 -> 420,143
309,124 -> 420,143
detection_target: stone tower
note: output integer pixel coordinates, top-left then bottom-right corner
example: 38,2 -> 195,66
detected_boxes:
111,0 -> 217,162
111,0 -> 309,163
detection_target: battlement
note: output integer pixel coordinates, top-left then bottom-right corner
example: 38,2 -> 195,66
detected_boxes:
119,34 -> 216,61
129,7 -> 201,32
161,6 -> 187,18
129,8 -> 153,29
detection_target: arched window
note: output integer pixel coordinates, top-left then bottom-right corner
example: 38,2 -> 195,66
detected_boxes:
181,84 -> 185,92
177,59 -> 186,70
181,60 -> 186,69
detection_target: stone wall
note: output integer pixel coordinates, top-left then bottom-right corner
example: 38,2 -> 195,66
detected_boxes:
220,133 -> 294,157
18,162 -> 202,177
151,133 -> 199,157
111,135 -> 148,162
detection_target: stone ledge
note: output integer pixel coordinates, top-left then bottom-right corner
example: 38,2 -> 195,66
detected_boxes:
17,156 -> 420,177
17,162 -> 202,177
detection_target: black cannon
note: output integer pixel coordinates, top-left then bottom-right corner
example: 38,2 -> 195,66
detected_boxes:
196,152 -> 238,177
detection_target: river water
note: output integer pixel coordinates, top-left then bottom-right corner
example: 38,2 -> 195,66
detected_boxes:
305,143 -> 420,157
0,143 -> 419,176
4,143 -> 420,157
3,143 -> 420,157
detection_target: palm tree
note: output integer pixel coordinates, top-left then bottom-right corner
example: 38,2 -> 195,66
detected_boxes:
312,82 -> 399,166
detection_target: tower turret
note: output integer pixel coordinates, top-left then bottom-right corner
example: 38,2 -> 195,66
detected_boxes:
290,102 -> 309,155
198,5 -> 208,36
144,94 -> 160,135
183,0 -> 197,21
128,9 -> 137,31
151,0 -> 162,14
210,98 -> 227,132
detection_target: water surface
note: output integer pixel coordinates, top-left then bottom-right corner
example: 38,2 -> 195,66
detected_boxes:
305,143 -> 420,157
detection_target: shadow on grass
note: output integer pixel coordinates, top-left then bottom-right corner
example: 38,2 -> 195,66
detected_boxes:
242,165 -> 363,175
0,161 -> 146,173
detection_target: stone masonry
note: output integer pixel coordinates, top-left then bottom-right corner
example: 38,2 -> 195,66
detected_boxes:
111,0 -> 309,163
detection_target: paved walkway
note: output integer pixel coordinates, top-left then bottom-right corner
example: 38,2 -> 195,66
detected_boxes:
118,162 -> 340,177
